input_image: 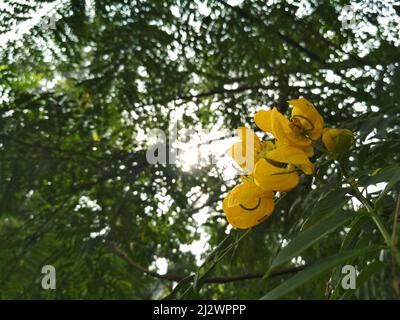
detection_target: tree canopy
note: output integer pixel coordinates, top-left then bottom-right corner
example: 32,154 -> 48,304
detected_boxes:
0,0 -> 399,299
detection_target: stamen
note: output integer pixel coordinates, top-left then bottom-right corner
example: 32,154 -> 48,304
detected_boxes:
289,117 -> 304,134
291,115 -> 315,132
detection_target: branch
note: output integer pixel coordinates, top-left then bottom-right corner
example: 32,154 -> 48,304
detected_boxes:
204,266 -> 306,283
216,0 -> 327,66
105,240 -> 306,283
175,83 -> 272,102
106,240 -> 182,281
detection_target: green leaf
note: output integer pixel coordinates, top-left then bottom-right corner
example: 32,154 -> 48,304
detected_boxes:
193,229 -> 252,293
375,167 -> 400,205
358,164 -> 400,187
261,245 -> 384,300
302,188 -> 351,230
340,214 -> 369,251
357,164 -> 400,206
268,211 -> 353,273
162,275 -> 195,300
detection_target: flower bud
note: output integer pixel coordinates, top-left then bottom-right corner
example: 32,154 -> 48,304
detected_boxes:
322,128 -> 354,155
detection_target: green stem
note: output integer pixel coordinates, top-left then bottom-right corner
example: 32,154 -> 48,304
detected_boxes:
339,162 -> 391,247
371,213 -> 392,248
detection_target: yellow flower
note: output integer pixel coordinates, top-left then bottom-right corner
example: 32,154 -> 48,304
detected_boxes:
254,98 -> 324,156
228,127 -> 262,173
223,179 -> 275,229
254,160 -> 300,192
262,144 -> 314,175
253,145 -> 314,192
289,98 -> 324,141
229,126 -> 313,177
322,128 -> 354,154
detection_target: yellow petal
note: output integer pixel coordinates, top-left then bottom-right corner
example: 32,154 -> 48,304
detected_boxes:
228,181 -> 273,208
289,98 -> 324,140
236,127 -> 262,152
269,107 -> 311,147
269,108 -> 292,143
254,108 -> 288,142
255,108 -> 311,148
223,194 -> 275,229
308,113 -> 324,140
253,158 -> 300,192
262,140 -> 276,152
267,146 -> 314,175
303,145 -> 314,157
322,128 -> 336,152
229,142 -> 257,172
254,109 -> 274,136
229,127 -> 261,173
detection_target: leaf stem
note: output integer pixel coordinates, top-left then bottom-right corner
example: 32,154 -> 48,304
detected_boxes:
339,162 -> 391,247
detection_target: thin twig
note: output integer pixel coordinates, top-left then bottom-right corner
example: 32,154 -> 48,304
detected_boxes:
105,240 -> 306,283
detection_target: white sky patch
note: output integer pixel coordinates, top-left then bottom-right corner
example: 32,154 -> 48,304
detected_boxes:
226,0 -> 245,6
179,230 -> 211,266
364,129 -> 379,144
350,182 -> 387,210
181,190 -> 218,265
291,256 -> 306,266
149,257 -> 168,275
198,1 -> 211,16
170,5 -> 180,18
353,102 -> 367,113
90,226 -> 110,238
291,0 -> 314,18
371,105 -> 380,112
325,70 -> 342,83
193,207 -> 210,226
280,238 -> 289,248
174,116 -> 238,176
74,195 -> 102,212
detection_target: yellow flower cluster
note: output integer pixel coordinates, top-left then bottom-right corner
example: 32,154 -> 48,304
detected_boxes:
223,97 -> 353,229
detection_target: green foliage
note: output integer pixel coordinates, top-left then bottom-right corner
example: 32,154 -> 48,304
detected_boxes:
269,210 -> 354,274
261,245 -> 385,300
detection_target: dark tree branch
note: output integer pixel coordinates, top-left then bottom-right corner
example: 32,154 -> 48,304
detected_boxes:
175,83 -> 271,102
105,240 -> 306,284
216,0 -> 327,66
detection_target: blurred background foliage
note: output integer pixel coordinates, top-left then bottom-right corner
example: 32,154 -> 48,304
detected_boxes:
0,0 -> 399,299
